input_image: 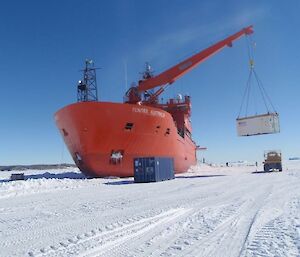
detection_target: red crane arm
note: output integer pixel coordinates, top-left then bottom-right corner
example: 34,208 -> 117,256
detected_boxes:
138,26 -> 253,92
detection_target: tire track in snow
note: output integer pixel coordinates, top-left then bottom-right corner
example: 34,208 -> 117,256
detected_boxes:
240,179 -> 300,257
176,185 -> 274,257
136,201 -> 244,257
129,175 -> 273,256
21,173 -> 239,257
0,196 -> 134,256
242,198 -> 300,257
113,176 -> 266,257
32,208 -> 189,257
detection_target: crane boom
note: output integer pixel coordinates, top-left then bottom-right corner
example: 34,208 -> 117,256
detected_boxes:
138,26 -> 253,93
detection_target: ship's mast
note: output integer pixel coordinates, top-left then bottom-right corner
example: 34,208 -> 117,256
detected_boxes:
77,59 -> 99,102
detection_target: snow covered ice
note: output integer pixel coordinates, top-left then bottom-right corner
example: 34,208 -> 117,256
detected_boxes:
1,161 -> 300,256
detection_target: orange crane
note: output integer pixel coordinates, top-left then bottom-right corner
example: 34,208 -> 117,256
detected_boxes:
125,25 -> 253,104
125,25 -> 254,143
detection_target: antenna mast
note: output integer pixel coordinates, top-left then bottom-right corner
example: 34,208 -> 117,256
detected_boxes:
77,59 -> 99,102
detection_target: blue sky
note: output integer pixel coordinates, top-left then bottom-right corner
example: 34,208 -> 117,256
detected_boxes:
1,0 -> 299,165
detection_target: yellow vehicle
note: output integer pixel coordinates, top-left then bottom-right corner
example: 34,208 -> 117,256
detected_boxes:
263,150 -> 282,172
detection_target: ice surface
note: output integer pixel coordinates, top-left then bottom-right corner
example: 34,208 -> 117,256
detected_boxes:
0,161 -> 300,256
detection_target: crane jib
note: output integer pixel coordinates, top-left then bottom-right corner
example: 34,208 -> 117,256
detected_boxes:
179,61 -> 193,71
126,25 -> 254,104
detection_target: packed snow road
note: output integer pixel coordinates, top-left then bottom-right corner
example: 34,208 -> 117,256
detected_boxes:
0,161 -> 300,257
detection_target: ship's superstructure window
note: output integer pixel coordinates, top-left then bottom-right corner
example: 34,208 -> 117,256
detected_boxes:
125,122 -> 134,130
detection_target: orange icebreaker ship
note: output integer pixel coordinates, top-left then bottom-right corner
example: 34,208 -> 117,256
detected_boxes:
55,26 -> 253,177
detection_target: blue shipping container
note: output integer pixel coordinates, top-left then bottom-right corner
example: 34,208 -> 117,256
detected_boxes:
133,157 -> 175,183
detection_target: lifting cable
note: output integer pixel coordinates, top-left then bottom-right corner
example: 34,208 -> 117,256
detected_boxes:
238,35 -> 277,118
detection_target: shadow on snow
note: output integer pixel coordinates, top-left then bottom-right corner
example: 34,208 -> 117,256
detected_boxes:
176,174 -> 226,179
104,180 -> 134,185
252,171 -> 282,174
105,174 -> 226,185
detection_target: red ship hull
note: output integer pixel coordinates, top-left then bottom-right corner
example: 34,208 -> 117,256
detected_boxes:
55,102 -> 197,177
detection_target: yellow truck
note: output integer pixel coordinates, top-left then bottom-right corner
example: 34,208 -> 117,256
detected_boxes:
263,150 -> 282,172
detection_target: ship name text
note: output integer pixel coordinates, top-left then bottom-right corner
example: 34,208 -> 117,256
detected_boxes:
132,107 -> 165,118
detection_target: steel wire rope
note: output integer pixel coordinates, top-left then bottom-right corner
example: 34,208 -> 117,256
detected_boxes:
237,35 -> 254,118
245,36 -> 254,117
253,69 -> 277,113
238,34 -> 275,118
247,34 -> 276,114
241,72 -> 252,117
248,36 -> 259,115
253,69 -> 270,113
246,35 -> 256,63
